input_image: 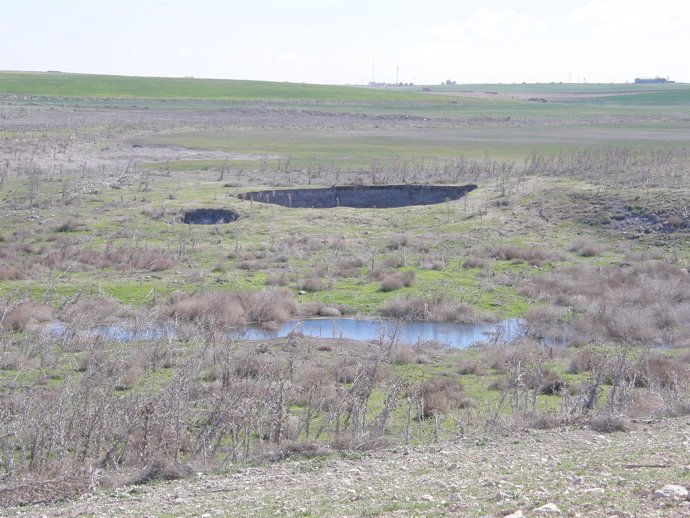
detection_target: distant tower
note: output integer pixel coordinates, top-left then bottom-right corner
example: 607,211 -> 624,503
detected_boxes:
396,66 -> 399,85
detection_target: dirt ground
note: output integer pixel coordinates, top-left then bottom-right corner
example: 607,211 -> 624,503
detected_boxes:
4,416 -> 689,517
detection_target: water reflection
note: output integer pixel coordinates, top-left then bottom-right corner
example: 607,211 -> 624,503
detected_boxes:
235,318 -> 523,348
61,317 -> 524,349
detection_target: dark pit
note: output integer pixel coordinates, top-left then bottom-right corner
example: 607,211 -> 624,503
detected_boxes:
237,184 -> 477,209
182,208 -> 240,225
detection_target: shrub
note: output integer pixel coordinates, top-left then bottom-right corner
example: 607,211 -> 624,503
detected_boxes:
0,265 -> 24,280
420,376 -> 469,417
336,257 -> 366,278
667,214 -> 684,227
333,357 -> 358,384
569,239 -> 601,257
59,296 -> 135,325
384,256 -> 405,268
421,259 -> 445,271
301,277 -> 329,292
567,347 -> 605,374
1,303 -> 53,331
387,234 -> 410,250
520,262 -> 690,345
589,414 -> 631,433
391,345 -> 417,365
165,288 -> 297,327
132,459 -> 194,485
381,295 -> 484,323
462,256 -> 489,269
380,271 -> 415,292
634,353 -> 687,389
487,244 -> 559,267
456,359 -> 486,376
381,275 -> 404,292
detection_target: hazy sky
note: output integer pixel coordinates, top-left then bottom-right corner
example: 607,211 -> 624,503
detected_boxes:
2,0 -> 688,85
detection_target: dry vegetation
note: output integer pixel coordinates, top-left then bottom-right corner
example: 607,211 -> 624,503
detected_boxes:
1,85 -> 690,512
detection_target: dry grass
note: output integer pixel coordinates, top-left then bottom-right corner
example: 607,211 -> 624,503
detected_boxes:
486,244 -> 561,267
165,288 -> 298,327
520,262 -> 690,346
381,295 -> 485,323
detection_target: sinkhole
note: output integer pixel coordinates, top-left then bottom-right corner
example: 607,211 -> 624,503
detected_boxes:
237,184 -> 478,209
182,208 -> 240,225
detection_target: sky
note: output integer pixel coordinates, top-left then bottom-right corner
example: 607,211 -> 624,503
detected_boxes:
1,0 -> 689,85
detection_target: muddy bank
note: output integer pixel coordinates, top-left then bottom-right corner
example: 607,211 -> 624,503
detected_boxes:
237,184 -> 477,209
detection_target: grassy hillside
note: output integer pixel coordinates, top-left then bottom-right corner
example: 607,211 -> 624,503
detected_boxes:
0,71 -> 434,102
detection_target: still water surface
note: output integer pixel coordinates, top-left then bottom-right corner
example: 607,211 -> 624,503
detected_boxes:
81,317 -> 524,349
236,318 -> 524,348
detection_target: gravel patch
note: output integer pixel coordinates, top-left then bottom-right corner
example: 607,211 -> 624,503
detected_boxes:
7,417 -> 690,517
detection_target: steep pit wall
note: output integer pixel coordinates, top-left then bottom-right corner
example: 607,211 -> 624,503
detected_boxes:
237,184 -> 477,209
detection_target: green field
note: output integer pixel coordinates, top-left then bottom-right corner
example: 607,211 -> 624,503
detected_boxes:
0,70 -> 440,102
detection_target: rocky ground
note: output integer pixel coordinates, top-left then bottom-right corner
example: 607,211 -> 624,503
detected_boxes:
6,416 -> 690,517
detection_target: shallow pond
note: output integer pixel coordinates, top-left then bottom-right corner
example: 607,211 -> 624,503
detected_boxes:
235,318 -> 524,348
55,317 -> 524,349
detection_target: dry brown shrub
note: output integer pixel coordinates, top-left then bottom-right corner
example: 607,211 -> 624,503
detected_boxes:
54,219 -> 81,233
381,295 -> 483,323
333,357 -> 358,383
520,262 -> 690,345
478,338 -> 546,372
456,359 -> 486,376
301,277 -> 329,292
131,459 -> 194,485
336,257 -> 366,278
421,259 -> 445,271
1,302 -> 53,331
589,414 -> 632,433
387,233 -> 410,250
284,234 -> 323,251
59,296 -> 135,325
0,466 -> 95,507
265,271 -> 292,286
300,301 -> 347,318
623,388 -> 668,418
0,351 -> 23,370
569,239 -> 601,257
0,265 -> 24,280
487,244 -> 559,267
567,347 -> 605,374
390,345 -> 417,365
384,256 -> 405,268
421,376 -> 469,417
536,369 -> 568,395
635,353 -> 688,389
166,288 -> 297,327
381,270 -> 416,292
462,256 -> 489,269
667,214 -> 684,227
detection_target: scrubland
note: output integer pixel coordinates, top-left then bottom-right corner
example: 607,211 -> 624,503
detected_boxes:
0,73 -> 689,515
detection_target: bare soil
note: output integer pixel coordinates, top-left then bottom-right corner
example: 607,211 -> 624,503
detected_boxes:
6,416 -> 690,517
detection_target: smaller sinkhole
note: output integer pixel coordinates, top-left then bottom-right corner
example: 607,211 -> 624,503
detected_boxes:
182,208 -> 240,225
